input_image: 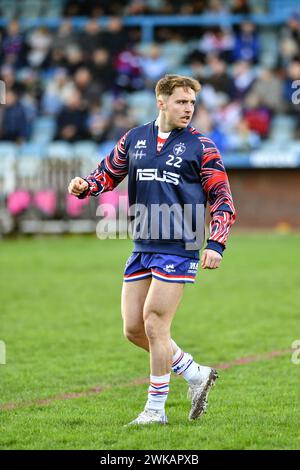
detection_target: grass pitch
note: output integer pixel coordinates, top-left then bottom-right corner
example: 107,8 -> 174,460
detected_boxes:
0,233 -> 299,450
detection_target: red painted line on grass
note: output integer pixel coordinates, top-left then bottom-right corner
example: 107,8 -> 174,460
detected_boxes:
213,348 -> 292,370
0,348 -> 292,411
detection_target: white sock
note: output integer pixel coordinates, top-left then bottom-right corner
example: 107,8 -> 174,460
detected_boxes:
171,347 -> 202,384
145,373 -> 170,414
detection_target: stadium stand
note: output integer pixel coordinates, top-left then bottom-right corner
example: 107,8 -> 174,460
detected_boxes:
0,0 -> 300,233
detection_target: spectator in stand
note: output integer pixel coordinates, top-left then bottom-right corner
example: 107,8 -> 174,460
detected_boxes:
282,12 -> 300,52
18,68 -> 40,126
232,60 -> 256,99
279,36 -> 299,68
103,97 -> 137,141
156,0 -> 201,14
187,55 -> 205,84
106,112 -> 135,141
230,0 -> 251,15
63,0 -> 90,16
198,27 -> 234,63
80,19 -> 105,60
26,26 -> 53,69
125,0 -> 151,15
47,47 -> 67,73
205,0 -> 229,15
111,96 -> 130,117
141,44 -> 168,88
0,89 -> 28,142
279,12 -> 300,67
63,0 -> 115,16
52,20 -> 80,52
227,118 -> 261,152
103,17 -> 129,60
89,48 -> 116,93
63,0 -> 82,16
55,89 -> 89,142
232,21 -> 260,64
213,93 -> 242,135
42,68 -> 76,115
87,104 -> 111,143
197,93 -> 260,152
115,48 -> 144,93
153,0 -> 175,14
1,20 -> 26,68
195,96 -> 259,154
180,0 -> 206,14
64,45 -> 85,75
0,65 -> 18,93
205,54 -> 234,96
246,67 -> 284,114
243,93 -> 272,138
73,67 -> 102,108
192,103 -> 229,152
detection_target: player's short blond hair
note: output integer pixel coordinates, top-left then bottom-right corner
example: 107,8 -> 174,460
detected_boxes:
155,74 -> 201,97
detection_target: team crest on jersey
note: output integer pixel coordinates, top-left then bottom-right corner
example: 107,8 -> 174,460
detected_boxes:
173,143 -> 186,156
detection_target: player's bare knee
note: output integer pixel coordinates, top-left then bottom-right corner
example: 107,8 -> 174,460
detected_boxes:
123,324 -> 145,344
144,311 -> 167,342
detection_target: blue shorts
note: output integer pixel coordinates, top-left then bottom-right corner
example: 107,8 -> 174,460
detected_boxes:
123,252 -> 199,284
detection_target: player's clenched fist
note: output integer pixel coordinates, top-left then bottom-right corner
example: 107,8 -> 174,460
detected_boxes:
68,177 -> 89,196
201,249 -> 222,269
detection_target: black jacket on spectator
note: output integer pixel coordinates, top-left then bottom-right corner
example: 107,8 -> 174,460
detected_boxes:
1,102 -> 28,141
55,106 -> 89,141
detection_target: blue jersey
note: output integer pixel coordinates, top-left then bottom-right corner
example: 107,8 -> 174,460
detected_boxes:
79,120 -> 236,259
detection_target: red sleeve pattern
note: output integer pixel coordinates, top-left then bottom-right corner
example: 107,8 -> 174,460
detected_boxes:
199,136 -> 236,250
79,131 -> 129,198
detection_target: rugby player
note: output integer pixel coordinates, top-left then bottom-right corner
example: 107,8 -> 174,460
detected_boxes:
68,75 -> 236,425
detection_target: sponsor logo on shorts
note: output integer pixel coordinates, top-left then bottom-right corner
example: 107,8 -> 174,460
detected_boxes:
164,263 -> 176,273
187,261 -> 199,274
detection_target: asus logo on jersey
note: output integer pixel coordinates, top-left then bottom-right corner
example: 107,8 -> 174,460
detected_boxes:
135,140 -> 147,149
136,169 -> 180,186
